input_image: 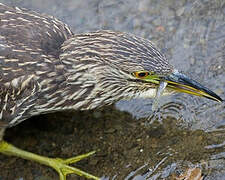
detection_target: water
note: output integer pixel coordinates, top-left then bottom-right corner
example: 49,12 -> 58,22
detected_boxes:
116,1 -> 225,179
0,0 -> 224,179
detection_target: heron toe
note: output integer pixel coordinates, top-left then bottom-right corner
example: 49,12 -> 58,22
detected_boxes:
53,151 -> 100,180
0,140 -> 100,180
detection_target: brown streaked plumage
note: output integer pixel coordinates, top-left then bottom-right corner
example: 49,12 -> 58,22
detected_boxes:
0,3 -> 222,180
0,3 -> 73,127
0,3 -> 174,128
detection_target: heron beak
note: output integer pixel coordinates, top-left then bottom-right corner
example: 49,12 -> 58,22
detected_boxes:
164,70 -> 223,102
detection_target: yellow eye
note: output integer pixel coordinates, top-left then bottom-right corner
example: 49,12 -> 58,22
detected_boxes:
133,71 -> 149,78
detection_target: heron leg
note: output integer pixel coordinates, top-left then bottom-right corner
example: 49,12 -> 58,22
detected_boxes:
0,140 -> 100,180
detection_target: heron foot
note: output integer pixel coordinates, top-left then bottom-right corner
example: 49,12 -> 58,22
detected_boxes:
50,151 -> 100,180
0,140 -> 100,180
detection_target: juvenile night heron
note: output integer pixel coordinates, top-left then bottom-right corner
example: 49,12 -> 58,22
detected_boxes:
0,3 -> 223,180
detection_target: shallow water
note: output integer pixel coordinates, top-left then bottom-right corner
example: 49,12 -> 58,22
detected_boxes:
0,0 -> 224,179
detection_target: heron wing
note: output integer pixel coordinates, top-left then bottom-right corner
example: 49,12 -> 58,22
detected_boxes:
0,3 -> 73,125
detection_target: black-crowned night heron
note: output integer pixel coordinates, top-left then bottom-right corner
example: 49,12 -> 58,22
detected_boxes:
0,3 -> 223,180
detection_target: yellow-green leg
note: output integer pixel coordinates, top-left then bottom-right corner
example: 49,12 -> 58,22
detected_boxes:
0,140 -> 100,180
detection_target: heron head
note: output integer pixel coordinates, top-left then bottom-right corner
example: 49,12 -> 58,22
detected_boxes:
61,30 -> 222,109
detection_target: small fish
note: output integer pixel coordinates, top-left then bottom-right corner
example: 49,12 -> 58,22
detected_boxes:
152,80 -> 168,112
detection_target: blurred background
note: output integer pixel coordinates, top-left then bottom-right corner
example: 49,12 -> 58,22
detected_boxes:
0,0 -> 224,179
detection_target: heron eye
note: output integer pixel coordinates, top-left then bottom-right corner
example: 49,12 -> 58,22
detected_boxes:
133,71 -> 150,78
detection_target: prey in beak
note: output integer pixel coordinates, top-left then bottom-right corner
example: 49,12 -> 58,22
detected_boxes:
163,70 -> 223,102
131,69 -> 223,112
131,69 -> 223,102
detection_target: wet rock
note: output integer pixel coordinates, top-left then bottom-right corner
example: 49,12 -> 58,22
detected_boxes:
171,167 -> 204,180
